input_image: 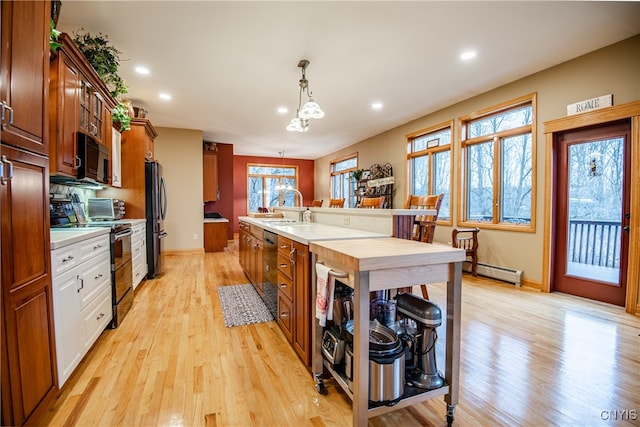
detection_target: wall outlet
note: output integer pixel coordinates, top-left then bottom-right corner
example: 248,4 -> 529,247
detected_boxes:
193,233 -> 198,240
343,216 -> 350,225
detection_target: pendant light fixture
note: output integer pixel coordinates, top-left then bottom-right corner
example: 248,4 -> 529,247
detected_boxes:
286,59 -> 324,132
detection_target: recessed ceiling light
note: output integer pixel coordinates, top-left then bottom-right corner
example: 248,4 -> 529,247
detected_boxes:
460,50 -> 477,60
371,102 -> 383,110
277,107 -> 288,114
135,66 -> 150,75
159,93 -> 171,100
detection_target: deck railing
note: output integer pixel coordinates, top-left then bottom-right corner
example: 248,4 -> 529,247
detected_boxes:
568,219 -> 621,268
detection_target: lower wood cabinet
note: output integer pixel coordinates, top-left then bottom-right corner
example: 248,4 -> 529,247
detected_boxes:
51,233 -> 112,387
238,221 -> 263,294
276,236 -> 311,366
204,220 -> 228,252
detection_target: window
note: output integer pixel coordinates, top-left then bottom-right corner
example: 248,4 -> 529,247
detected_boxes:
406,123 -> 453,221
247,164 -> 298,212
460,94 -> 536,230
330,154 -> 358,208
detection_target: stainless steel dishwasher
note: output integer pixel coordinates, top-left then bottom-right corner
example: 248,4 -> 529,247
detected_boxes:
262,230 -> 278,318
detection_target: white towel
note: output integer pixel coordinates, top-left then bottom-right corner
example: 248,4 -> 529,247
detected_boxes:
315,263 -> 335,327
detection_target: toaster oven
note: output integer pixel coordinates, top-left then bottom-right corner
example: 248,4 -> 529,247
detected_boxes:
87,198 -> 125,220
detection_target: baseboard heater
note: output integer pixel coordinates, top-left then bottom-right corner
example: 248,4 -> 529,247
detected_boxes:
462,261 -> 523,287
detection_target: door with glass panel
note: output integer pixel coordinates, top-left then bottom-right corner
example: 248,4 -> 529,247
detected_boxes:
553,120 -> 630,306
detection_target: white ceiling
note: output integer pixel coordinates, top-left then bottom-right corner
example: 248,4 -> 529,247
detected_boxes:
57,1 -> 640,160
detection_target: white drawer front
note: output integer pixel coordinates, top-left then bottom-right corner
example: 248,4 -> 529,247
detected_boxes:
77,234 -> 110,264
133,260 -> 147,289
51,246 -> 80,278
82,286 -> 113,350
78,255 -> 111,310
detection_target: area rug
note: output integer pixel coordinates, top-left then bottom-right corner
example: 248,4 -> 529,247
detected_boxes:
217,284 -> 274,327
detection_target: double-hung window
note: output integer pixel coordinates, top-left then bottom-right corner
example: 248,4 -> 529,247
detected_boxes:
330,154 -> 358,208
460,93 -> 536,230
247,164 -> 298,212
406,123 -> 453,221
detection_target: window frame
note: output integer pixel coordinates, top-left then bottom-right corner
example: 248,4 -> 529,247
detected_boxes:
246,162 -> 299,212
458,93 -> 537,232
330,153 -> 358,208
406,121 -> 454,225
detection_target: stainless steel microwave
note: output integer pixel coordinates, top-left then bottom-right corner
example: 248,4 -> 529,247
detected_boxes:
77,134 -> 109,184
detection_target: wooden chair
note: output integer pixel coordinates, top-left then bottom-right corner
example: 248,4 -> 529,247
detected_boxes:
404,194 -> 443,299
328,198 -> 345,208
358,196 -> 385,209
452,227 -> 480,277
311,199 -> 323,207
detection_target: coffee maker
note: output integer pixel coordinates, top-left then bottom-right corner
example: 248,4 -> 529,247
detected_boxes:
395,293 -> 444,390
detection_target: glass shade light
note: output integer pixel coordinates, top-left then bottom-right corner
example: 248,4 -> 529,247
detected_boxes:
286,116 -> 309,132
299,97 -> 325,120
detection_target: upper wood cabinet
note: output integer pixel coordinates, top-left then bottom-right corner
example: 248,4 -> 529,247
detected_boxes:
49,33 -> 116,179
0,0 -> 50,156
203,151 -> 219,201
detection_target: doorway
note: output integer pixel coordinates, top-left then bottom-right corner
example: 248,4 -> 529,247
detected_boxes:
553,120 -> 631,306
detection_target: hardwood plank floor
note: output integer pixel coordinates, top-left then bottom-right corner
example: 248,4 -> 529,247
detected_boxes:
40,240 -> 640,426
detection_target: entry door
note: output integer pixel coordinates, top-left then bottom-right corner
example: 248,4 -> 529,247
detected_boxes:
553,120 -> 631,306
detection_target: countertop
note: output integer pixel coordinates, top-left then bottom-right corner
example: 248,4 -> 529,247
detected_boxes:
238,216 -> 387,245
204,218 -> 229,223
50,228 -> 111,250
310,237 -> 465,272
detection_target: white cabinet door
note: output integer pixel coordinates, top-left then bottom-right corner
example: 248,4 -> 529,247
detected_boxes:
112,127 -> 122,187
52,269 -> 83,386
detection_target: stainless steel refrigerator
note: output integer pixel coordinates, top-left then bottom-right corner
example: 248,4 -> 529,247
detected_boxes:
145,161 -> 168,278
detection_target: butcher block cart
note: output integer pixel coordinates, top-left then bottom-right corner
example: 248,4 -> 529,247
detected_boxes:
310,237 -> 465,427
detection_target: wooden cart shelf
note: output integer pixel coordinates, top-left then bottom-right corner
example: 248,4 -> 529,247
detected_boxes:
310,237 -> 465,427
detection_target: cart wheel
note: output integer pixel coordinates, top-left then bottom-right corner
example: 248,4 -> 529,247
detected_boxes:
446,404 -> 455,426
314,374 -> 328,395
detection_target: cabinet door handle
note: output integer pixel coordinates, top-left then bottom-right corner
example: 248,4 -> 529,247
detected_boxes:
1,102 -> 13,130
279,312 -> 289,319
75,155 -> 81,169
94,273 -> 103,280
93,244 -> 102,249
77,276 -> 84,292
279,263 -> 288,268
279,283 -> 287,289
61,254 -> 74,263
1,155 -> 13,185
96,312 -> 105,321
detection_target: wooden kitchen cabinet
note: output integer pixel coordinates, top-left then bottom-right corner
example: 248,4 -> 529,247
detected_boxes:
203,151 -> 218,201
113,119 -> 158,219
238,221 -> 263,294
49,32 -> 116,179
204,221 -> 228,252
1,1 -> 58,425
275,236 -> 311,366
0,0 -> 50,157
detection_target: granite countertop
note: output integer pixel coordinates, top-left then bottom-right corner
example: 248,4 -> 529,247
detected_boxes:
238,216 -> 387,245
50,228 -> 111,250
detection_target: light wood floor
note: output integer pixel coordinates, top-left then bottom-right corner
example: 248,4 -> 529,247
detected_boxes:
40,240 -> 640,426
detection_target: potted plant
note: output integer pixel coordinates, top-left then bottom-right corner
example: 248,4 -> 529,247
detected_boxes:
49,19 -> 61,52
72,28 -> 128,99
111,102 -> 131,132
352,169 -> 364,181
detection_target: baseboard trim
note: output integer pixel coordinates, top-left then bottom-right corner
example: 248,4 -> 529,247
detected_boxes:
521,278 -> 542,290
164,249 -> 204,256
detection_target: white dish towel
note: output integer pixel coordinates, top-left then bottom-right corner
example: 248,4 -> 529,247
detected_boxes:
315,263 -> 335,327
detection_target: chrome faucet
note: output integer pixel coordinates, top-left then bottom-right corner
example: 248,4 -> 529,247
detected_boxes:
283,188 -> 305,221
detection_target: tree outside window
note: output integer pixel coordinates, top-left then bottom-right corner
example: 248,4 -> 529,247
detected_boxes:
407,124 -> 452,221
247,164 -> 297,212
461,95 -> 535,229
330,155 -> 358,208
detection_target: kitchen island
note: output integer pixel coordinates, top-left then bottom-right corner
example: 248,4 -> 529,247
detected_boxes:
309,237 -> 465,427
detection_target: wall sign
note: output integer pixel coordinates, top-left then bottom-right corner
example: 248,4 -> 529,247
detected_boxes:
567,94 -> 612,116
